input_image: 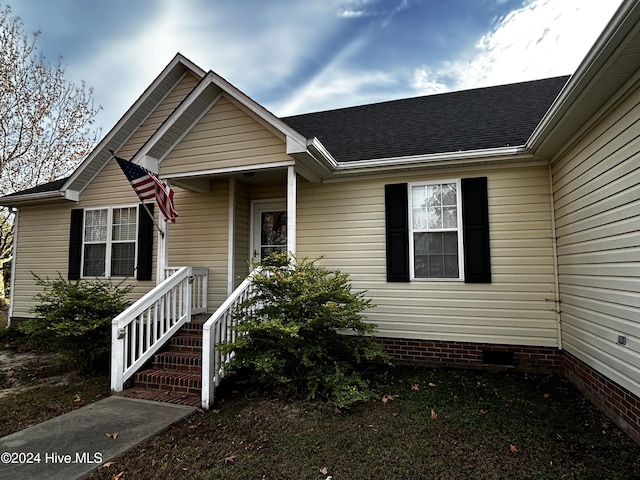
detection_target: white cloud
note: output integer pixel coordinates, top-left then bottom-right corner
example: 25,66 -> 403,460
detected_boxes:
413,0 -> 622,94
412,68 -> 450,95
271,33 -> 401,116
74,1 -> 341,129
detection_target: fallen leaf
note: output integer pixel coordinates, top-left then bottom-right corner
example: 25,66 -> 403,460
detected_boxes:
428,382 -> 437,387
102,461 -> 116,468
543,393 -> 550,399
188,422 -> 202,430
430,409 -> 438,419
320,467 -> 329,475
224,452 -> 237,464
510,444 -> 519,453
112,472 -> 125,480
74,395 -> 82,403
479,409 -> 488,415
411,384 -> 420,391
105,432 -> 119,440
382,394 -> 396,403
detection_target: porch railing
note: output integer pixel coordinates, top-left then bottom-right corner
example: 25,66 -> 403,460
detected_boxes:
164,267 -> 208,314
201,270 -> 259,409
111,266 -> 208,391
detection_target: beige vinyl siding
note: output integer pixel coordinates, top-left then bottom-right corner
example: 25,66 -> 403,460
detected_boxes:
552,79 -> 640,399
161,95 -> 291,175
167,179 -> 230,310
296,164 -> 559,346
117,72 -> 201,159
11,161 -> 157,318
11,203 -> 72,318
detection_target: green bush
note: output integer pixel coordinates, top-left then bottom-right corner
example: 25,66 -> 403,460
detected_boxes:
218,254 -> 388,408
19,274 -> 132,374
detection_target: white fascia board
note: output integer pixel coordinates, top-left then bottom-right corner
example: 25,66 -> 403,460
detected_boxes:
526,0 -> 640,151
140,155 -> 159,173
307,138 -> 339,170
64,189 -> 79,202
160,160 -> 295,180
335,146 -> 528,171
134,76 -> 221,163
0,190 -> 69,207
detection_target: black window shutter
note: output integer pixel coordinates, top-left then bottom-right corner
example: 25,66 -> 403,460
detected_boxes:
461,177 -> 491,283
137,204 -> 154,281
385,183 -> 410,282
68,209 -> 84,280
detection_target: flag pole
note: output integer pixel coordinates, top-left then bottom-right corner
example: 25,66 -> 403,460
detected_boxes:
109,150 -> 165,238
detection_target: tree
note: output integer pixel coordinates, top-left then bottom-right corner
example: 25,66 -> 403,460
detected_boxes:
0,5 -> 101,295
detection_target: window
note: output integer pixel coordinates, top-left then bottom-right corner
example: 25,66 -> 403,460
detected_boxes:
409,181 -> 463,280
385,178 -> 491,284
82,206 -> 137,278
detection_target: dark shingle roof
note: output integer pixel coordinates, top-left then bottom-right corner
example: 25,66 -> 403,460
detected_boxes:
282,76 -> 569,162
1,177 -> 68,199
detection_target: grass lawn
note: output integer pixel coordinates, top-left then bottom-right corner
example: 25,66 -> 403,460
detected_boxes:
82,365 -> 640,480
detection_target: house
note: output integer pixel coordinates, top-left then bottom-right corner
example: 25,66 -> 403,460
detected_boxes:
2,0 -> 640,443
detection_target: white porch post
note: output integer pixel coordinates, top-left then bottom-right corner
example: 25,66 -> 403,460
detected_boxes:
227,177 -> 236,295
156,182 -> 170,284
287,165 -> 297,256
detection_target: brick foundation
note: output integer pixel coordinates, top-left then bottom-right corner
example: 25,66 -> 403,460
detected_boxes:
378,336 -> 640,445
378,337 -> 564,373
564,351 -> 640,445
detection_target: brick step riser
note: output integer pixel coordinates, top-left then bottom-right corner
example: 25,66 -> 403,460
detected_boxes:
133,371 -> 202,396
168,336 -> 203,352
152,354 -> 202,372
125,324 -> 206,401
181,322 -> 205,332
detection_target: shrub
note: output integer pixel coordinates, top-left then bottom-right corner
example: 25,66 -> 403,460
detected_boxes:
19,274 -> 132,374
218,254 -> 388,408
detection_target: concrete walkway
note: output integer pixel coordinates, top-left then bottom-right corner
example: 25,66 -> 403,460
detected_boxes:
0,396 -> 196,480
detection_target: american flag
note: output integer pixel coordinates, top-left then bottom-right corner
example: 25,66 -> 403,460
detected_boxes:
115,156 -> 178,223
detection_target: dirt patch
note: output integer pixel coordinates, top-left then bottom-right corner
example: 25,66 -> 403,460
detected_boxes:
0,349 -> 73,399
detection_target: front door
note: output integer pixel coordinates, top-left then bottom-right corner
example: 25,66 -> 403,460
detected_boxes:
252,201 -> 287,263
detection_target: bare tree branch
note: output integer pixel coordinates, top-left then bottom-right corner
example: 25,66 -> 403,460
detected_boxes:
0,5 -> 101,266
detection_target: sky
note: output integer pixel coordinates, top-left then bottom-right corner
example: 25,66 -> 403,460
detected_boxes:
7,0 -> 625,134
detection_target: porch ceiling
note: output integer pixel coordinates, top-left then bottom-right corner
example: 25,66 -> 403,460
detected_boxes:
171,166 -> 288,192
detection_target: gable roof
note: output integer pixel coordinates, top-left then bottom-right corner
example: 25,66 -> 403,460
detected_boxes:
61,54 -> 206,196
282,76 -> 569,163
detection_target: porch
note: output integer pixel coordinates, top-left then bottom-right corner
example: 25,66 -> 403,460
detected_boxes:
110,165 -> 303,409
110,264 -> 258,409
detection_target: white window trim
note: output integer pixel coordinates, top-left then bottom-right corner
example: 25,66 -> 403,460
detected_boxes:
408,179 -> 464,281
81,204 -> 139,279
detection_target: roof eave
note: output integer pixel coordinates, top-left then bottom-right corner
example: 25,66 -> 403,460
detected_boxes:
0,189 -> 71,207
526,0 -> 640,156
326,146 -> 535,179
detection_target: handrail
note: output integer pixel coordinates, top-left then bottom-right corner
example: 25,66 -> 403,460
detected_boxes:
110,266 -> 208,392
164,267 -> 208,314
201,270 -> 258,409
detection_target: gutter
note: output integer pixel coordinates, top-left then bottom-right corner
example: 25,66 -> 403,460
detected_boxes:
0,189 -> 74,207
325,146 -> 534,179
